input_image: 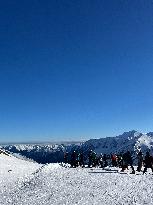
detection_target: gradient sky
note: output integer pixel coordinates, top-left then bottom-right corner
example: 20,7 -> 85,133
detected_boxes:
0,0 -> 153,142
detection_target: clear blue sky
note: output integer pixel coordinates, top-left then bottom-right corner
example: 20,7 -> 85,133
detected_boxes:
0,0 -> 153,142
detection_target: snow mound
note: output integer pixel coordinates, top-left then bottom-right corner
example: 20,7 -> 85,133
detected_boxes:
0,152 -> 41,204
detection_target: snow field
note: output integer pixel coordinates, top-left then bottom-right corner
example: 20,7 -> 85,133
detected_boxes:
0,153 -> 153,205
0,153 -> 41,204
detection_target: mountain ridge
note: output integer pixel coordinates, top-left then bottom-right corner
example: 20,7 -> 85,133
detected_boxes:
1,130 -> 153,163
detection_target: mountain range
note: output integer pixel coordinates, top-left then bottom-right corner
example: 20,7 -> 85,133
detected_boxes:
1,130 -> 153,163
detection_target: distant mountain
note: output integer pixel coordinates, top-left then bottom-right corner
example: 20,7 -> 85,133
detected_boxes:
1,131 -> 153,163
82,130 -> 153,155
0,142 -> 82,163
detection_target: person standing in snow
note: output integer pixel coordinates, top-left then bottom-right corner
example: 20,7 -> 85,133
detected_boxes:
71,151 -> 77,168
103,154 -> 108,167
79,151 -> 85,167
64,152 -> 69,164
88,150 -> 93,167
137,151 -> 143,172
117,154 -> 123,168
99,154 -> 103,168
143,151 -> 153,174
111,154 -> 117,167
92,151 -> 97,167
121,151 -> 135,174
76,152 -> 80,167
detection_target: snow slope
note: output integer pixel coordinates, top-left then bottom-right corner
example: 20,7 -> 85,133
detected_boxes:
0,152 -> 153,205
0,151 -> 41,204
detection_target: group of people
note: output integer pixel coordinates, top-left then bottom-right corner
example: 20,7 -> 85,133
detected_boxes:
137,151 -> 153,174
64,149 -> 153,174
64,151 -> 85,167
120,150 -> 153,174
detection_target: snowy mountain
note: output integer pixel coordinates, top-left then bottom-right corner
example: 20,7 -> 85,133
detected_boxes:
82,130 -> 153,155
1,130 -> 153,163
0,142 -> 82,163
0,150 -> 153,205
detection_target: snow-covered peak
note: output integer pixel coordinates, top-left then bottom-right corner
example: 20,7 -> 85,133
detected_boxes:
1,131 -> 153,163
116,130 -> 141,139
134,134 -> 153,153
0,148 -> 10,156
82,130 -> 153,155
147,132 -> 153,137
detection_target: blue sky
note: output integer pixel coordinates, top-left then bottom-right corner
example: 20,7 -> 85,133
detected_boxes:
0,0 -> 153,142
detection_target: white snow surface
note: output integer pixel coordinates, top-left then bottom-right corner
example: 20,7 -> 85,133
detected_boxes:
0,152 -> 153,205
0,153 -> 41,198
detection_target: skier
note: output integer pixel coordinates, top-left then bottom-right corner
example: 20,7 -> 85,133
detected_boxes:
137,151 -> 143,172
143,151 -> 153,174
